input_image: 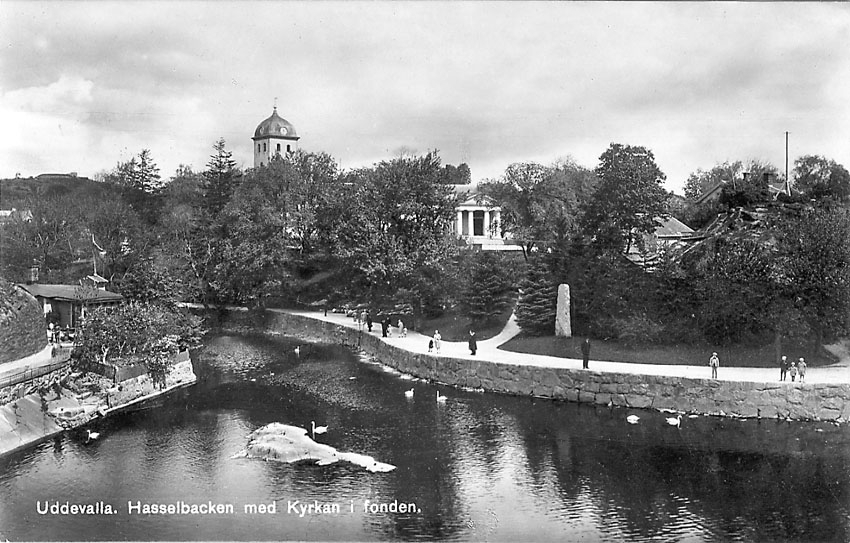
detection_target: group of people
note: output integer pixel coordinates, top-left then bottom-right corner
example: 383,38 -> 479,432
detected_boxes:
779,355 -> 807,382
708,352 -> 809,382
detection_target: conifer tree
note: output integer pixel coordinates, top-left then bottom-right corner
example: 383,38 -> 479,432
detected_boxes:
515,258 -> 557,335
461,253 -> 516,324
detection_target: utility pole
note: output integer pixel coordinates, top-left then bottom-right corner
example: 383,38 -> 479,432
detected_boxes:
785,131 -> 790,196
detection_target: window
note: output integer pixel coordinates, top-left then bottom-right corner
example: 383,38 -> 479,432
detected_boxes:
287,145 -> 291,153
257,144 -> 260,152
276,143 -> 281,152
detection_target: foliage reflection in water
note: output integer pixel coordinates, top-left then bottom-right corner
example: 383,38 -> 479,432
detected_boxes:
1,332 -> 849,541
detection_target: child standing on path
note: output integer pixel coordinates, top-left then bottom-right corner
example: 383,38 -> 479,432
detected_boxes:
433,330 -> 442,353
709,352 -> 719,379
789,361 -> 798,382
798,358 -> 807,382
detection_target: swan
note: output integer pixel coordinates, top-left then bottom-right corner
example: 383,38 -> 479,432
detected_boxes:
86,429 -> 100,441
404,388 -> 414,398
294,346 -> 301,357
311,421 -> 328,439
666,414 -> 682,428
626,415 -> 640,424
436,391 -> 447,403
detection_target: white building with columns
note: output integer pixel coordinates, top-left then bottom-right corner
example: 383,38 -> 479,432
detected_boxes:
451,185 -> 521,251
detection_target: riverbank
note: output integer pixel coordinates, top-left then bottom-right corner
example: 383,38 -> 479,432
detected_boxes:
216,307 -> 850,423
0,352 -> 197,458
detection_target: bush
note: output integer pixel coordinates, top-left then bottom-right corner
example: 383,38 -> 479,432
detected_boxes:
611,313 -> 666,346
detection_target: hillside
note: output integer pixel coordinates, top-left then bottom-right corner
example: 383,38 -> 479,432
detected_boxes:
0,174 -> 117,208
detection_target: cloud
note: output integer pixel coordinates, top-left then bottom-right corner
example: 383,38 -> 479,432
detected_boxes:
1,2 -> 848,193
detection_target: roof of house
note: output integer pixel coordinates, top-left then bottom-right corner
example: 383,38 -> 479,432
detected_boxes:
654,216 -> 695,238
18,284 -> 124,303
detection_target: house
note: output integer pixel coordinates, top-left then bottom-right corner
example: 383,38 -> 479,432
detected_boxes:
17,283 -> 124,328
0,208 -> 33,226
449,184 -> 522,251
624,216 -> 695,269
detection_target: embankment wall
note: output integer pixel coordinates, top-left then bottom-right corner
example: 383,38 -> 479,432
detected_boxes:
228,309 -> 850,423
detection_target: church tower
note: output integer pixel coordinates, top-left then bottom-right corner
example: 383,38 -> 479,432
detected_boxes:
252,105 -> 299,168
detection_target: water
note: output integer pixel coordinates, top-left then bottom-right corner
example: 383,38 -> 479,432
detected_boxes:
2,333 -> 849,541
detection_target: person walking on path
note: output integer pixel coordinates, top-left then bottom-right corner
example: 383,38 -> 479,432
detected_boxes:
709,352 -> 720,379
366,311 -> 373,333
798,357 -> 807,383
581,338 -> 591,369
433,330 -> 442,354
780,355 -> 788,381
381,317 -> 389,338
468,330 -> 477,355
789,360 -> 798,382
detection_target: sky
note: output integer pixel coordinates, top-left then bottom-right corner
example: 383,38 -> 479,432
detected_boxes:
1,2 -> 849,194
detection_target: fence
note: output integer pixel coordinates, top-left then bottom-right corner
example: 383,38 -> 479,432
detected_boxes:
0,359 -> 71,390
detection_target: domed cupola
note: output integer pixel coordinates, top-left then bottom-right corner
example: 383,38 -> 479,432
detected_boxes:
252,105 -> 300,168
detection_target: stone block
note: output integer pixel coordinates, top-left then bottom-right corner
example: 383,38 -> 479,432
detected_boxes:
565,389 -> 580,402
575,390 -> 591,403
594,393 -> 612,405
555,284 -> 571,337
625,394 -> 653,408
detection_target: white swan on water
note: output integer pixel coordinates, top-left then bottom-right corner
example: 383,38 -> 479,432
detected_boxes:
404,388 -> 414,398
294,346 -> 301,357
87,429 -> 100,441
626,415 -> 640,424
666,415 -> 682,428
436,391 -> 447,403
311,421 -> 328,439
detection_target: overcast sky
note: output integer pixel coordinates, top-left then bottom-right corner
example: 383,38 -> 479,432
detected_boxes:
2,2 -> 848,194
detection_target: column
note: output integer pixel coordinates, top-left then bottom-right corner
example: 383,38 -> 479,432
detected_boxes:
467,210 -> 475,237
493,210 -> 501,238
457,211 -> 463,237
484,211 -> 491,238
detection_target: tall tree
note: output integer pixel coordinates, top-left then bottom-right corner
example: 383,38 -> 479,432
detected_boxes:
793,155 -> 850,203
581,143 -> 669,254
201,138 -> 240,216
480,158 -> 594,260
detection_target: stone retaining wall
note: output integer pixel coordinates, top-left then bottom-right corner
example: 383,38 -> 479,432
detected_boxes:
0,280 -> 47,364
228,309 -> 850,423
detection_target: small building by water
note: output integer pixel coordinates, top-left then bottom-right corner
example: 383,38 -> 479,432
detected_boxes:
18,283 -> 123,328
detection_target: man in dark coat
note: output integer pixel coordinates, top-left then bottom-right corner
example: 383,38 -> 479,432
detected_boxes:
581,338 -> 591,369
779,355 -> 788,381
381,317 -> 388,337
468,330 -> 477,355
366,311 -> 373,332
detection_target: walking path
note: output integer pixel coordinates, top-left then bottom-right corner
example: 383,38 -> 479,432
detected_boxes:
0,344 -> 67,382
285,309 -> 850,385
7,307 -> 845,387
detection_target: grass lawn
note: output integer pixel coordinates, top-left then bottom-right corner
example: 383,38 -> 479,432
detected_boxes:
419,303 -> 516,342
499,334 -> 838,368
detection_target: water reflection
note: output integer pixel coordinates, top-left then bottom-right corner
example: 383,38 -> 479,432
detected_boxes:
0,332 -> 848,542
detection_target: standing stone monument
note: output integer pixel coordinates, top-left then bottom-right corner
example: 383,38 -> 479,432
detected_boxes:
555,284 -> 571,337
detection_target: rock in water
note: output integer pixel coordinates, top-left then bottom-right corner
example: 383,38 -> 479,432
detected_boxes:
233,423 -> 395,472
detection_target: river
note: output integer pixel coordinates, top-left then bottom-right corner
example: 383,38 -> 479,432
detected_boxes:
1,332 -> 849,541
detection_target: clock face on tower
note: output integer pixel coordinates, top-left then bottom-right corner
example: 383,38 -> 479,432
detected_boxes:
279,127 -> 287,135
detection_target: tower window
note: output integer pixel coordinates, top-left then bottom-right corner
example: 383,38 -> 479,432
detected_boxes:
287,145 -> 291,153
263,143 -> 267,152
257,144 -> 260,152
276,143 -> 281,152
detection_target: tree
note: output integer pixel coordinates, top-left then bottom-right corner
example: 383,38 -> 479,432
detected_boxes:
201,138 -> 240,216
103,149 -> 164,224
793,155 -> 850,204
341,152 -> 460,326
480,158 -> 594,260
515,258 -> 557,335
581,143 -> 669,255
683,161 -> 743,200
212,158 -> 300,304
460,253 -> 518,325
